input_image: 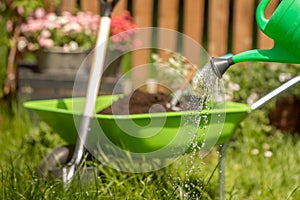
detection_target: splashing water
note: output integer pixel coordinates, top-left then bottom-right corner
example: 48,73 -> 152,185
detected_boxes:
189,61 -> 225,151
193,62 -> 223,101
170,61 -> 225,199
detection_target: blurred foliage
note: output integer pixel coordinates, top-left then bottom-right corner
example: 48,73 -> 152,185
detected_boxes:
224,62 -> 300,105
0,0 -> 50,46
0,0 -> 61,98
0,20 -> 8,98
223,62 -> 300,135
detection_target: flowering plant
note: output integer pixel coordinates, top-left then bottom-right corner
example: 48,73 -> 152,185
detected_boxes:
151,52 -> 195,91
109,11 -> 138,51
18,8 -> 138,53
223,62 -> 300,103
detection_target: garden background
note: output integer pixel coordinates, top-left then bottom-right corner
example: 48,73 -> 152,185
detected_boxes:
1,0 -> 300,199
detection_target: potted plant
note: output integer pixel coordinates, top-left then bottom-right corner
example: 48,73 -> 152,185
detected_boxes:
1,0 -> 58,96
18,8 -> 138,74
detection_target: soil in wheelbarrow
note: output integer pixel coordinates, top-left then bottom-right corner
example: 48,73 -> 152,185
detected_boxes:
99,89 -> 175,115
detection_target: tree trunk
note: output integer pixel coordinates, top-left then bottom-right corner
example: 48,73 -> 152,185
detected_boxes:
3,26 -> 20,97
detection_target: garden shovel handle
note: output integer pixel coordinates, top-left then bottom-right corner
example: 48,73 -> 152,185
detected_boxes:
63,0 -> 119,184
99,0 -> 119,17
250,76 -> 300,111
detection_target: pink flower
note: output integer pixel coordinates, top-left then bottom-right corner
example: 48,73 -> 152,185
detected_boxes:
70,22 -> 83,32
6,20 -> 13,32
28,43 -> 37,51
90,22 -> 99,32
18,8 -> 137,52
62,22 -> 82,33
17,37 -> 28,51
111,11 -> 138,36
17,6 -> 24,15
40,30 -> 51,38
21,19 -> 44,32
38,38 -> 54,48
44,21 -> 60,30
35,8 -> 46,19
61,11 -> 72,17
63,44 -> 70,52
45,13 -> 57,21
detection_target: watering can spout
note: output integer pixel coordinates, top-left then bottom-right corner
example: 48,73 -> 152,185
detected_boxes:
210,57 -> 234,79
211,45 -> 300,78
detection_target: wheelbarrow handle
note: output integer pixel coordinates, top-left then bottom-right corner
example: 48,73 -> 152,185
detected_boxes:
99,0 -> 119,17
250,75 -> 300,111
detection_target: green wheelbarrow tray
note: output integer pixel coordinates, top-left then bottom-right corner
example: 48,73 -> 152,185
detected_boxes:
24,76 -> 300,154
24,95 -> 249,152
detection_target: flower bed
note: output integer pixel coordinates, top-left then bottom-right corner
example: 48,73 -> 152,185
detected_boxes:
18,9 -> 138,53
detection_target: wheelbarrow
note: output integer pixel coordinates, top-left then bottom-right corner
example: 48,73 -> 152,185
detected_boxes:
24,75 -> 300,193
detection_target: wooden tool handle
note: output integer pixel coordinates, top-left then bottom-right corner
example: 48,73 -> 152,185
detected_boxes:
180,66 -> 197,91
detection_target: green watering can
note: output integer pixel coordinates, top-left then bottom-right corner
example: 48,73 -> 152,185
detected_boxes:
212,0 -> 300,78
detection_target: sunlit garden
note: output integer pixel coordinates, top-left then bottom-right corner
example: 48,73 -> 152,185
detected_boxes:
1,0 -> 300,199
2,60 -> 300,199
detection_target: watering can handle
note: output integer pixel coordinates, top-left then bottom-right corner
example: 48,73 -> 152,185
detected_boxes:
256,0 -> 271,31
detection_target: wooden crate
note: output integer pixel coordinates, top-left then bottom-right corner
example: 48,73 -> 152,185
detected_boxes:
18,66 -> 121,100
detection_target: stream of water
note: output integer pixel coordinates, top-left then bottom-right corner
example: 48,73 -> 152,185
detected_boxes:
170,61 -> 226,199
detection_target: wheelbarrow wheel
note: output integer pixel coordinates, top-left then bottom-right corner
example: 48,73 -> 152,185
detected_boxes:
36,145 -> 75,179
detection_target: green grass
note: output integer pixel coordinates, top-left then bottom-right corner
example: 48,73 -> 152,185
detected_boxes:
225,110 -> 300,199
1,98 -> 300,199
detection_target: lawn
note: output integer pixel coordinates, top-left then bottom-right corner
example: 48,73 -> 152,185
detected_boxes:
1,93 -> 300,199
0,62 -> 300,200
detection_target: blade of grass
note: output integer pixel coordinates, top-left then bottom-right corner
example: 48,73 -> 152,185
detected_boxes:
167,184 -> 179,200
287,185 -> 300,200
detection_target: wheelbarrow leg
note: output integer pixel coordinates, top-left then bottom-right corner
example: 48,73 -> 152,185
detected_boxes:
218,141 -> 229,200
